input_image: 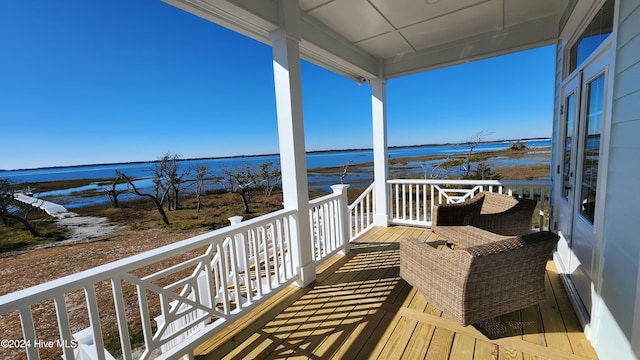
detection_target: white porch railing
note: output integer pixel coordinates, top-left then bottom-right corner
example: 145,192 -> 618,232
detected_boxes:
388,179 -> 552,230
309,184 -> 350,264
0,208 -> 299,360
0,179 -> 551,360
347,183 -> 375,240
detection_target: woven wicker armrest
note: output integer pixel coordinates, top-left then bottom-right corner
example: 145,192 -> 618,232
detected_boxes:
464,197 -> 537,236
400,237 -> 471,319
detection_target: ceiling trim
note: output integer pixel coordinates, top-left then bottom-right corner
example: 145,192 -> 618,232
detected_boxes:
384,15 -> 561,78
164,0 -> 276,44
165,0 -> 567,81
300,14 -> 380,79
166,0 -> 379,80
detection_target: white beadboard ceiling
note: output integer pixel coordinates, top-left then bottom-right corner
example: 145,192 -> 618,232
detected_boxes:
165,0 -> 570,80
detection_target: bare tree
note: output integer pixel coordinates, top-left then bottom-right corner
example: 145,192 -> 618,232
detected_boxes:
340,160 -> 353,184
117,170 -> 170,225
103,173 -> 126,208
0,179 -> 41,236
259,162 -> 281,197
459,131 -> 493,178
221,164 -> 260,214
426,131 -> 499,180
193,165 -> 212,213
156,152 -> 190,211
0,179 -> 11,226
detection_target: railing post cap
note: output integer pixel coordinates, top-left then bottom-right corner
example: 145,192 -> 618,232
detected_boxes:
331,184 -> 350,193
229,216 -> 243,225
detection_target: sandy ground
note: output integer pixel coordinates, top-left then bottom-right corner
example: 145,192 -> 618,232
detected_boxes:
17,215 -> 127,252
55,216 -> 125,243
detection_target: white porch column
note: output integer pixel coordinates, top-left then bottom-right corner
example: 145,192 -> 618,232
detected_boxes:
270,0 -> 314,287
371,78 -> 389,226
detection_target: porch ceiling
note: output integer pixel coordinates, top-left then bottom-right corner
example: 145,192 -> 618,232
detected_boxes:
165,0 -> 570,80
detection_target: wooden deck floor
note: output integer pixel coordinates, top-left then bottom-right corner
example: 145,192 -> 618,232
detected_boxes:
194,226 -> 598,360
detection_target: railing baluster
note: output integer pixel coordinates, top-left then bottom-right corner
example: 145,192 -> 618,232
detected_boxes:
359,198 -> 364,235
330,201 -> 337,251
248,229 -> 262,297
415,184 -> 420,221
260,227 -> 272,292
19,305 -> 40,360
276,220 -> 286,283
323,203 -> 330,255
322,204 -> 329,255
540,185 -> 547,231
228,235 -> 243,309
352,204 -> 357,238
408,184 -> 414,221
365,191 -> 370,230
401,184 -> 407,220
111,277 -> 133,359
84,286 -> 106,360
423,184 -> 428,222
216,242 -> 230,314
395,184 -> 400,219
285,215 -> 294,278
53,294 -> 74,360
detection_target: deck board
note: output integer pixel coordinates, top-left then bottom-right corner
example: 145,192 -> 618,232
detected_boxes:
195,226 -> 598,360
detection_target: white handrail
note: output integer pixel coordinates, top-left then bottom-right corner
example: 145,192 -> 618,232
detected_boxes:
0,208 -> 298,360
309,184 -> 350,264
347,183 -> 375,240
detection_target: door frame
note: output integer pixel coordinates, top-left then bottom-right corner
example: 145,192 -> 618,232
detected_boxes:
553,37 -> 614,338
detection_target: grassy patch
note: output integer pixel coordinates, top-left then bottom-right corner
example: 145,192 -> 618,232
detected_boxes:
0,217 -> 63,252
78,188 -> 331,232
13,178 -> 116,193
495,164 -> 551,180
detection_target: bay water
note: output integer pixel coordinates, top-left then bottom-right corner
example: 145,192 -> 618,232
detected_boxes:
1,139 -> 550,208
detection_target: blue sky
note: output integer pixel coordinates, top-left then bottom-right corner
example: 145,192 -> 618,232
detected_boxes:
1,0 -> 555,171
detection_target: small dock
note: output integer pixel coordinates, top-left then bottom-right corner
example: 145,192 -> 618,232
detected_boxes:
13,193 -> 76,219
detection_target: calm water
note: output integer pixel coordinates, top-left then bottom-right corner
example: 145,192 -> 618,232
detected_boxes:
1,140 -> 550,208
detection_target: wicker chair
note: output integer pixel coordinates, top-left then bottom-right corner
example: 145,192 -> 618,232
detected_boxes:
399,231 -> 559,326
432,192 -> 537,239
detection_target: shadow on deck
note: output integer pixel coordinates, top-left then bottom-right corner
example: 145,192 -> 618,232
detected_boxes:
195,226 -> 598,360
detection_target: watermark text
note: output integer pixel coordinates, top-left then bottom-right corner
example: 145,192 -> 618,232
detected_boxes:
1,339 -> 78,349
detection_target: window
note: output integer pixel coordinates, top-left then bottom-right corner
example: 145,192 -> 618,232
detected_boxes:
562,93 -> 575,200
579,74 -> 604,223
568,0 -> 614,74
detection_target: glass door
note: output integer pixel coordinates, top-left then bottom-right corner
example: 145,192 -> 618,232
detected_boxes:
555,73 -> 581,270
555,53 -> 610,317
569,63 -> 607,315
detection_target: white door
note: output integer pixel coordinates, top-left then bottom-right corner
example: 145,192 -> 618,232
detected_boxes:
555,50 -> 610,317
555,73 -> 581,271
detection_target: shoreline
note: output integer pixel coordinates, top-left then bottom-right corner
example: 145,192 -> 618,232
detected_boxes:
1,137 -> 550,172
4,142 -> 551,211
10,145 -> 552,201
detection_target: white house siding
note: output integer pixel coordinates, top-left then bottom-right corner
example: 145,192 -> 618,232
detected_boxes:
595,0 -> 640,358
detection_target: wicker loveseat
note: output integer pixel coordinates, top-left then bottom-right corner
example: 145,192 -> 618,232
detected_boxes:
399,231 -> 559,326
432,192 -> 537,244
